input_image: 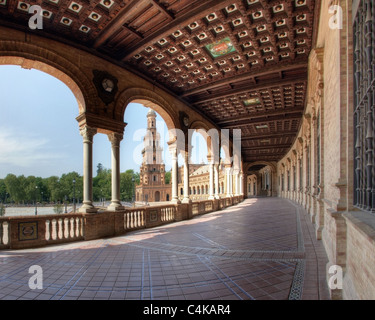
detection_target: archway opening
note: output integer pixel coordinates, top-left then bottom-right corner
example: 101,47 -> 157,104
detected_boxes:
123,102 -> 175,205
246,163 -> 276,197
0,64 -> 85,213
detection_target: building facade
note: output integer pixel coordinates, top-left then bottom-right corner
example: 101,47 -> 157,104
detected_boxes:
135,109 -> 171,203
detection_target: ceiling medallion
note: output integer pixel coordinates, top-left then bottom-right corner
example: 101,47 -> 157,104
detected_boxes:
205,37 -> 236,59
100,0 -> 114,8
61,17 -> 72,26
79,25 -> 90,33
42,10 -> 52,18
89,12 -> 101,22
18,2 -> 29,11
69,2 -> 82,12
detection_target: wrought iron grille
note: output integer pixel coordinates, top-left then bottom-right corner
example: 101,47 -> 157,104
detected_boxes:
354,0 -> 375,211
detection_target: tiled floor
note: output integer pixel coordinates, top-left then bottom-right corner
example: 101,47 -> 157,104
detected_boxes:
0,198 -> 330,300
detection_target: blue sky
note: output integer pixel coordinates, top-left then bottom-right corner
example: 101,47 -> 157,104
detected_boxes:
0,65 -> 208,179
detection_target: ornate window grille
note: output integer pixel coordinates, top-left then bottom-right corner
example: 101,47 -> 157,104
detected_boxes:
354,0 -> 375,211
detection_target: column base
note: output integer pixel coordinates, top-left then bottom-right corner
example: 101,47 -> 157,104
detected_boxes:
182,198 -> 192,204
171,198 -> 181,204
107,202 -> 125,211
79,204 -> 98,213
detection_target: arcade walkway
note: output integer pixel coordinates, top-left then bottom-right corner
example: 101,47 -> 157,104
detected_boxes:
0,198 -> 330,300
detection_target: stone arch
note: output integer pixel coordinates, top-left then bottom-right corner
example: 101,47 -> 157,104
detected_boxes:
115,87 -> 179,134
244,161 -> 278,197
244,161 -> 277,174
189,120 -> 220,164
0,41 -> 98,114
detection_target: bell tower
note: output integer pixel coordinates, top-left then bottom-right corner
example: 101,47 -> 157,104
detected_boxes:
139,109 -> 166,187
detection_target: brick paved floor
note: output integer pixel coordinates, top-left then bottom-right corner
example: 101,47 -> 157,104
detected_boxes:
0,198 -> 330,300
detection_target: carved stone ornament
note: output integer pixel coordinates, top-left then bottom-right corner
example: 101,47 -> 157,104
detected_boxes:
179,111 -> 190,132
93,70 -> 119,105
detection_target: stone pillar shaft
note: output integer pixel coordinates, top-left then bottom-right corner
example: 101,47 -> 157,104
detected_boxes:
182,151 -> 191,203
79,126 -> 97,213
208,160 -> 214,200
170,146 -> 180,204
107,132 -> 124,211
226,166 -> 232,197
214,164 -> 220,199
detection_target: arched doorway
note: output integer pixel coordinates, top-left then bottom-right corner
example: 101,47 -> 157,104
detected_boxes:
245,162 -> 277,197
155,191 -> 160,202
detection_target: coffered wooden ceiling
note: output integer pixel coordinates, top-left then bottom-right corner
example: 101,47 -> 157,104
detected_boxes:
0,0 -> 320,163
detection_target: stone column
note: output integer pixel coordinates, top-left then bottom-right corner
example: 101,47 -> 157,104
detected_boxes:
239,172 -> 243,195
208,156 -> 215,200
107,132 -> 124,211
79,125 -> 97,213
169,146 -> 180,204
182,150 -> 191,203
225,165 -> 232,197
233,170 -> 239,196
214,163 -> 220,199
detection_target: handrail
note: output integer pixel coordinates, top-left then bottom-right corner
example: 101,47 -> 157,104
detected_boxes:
0,196 -> 244,250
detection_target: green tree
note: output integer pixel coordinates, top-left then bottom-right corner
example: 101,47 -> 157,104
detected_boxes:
165,171 -> 171,184
60,172 -> 83,203
0,179 -> 6,203
46,176 -> 62,202
4,174 -> 26,204
120,170 -> 139,202
93,167 -> 111,202
97,163 -> 104,176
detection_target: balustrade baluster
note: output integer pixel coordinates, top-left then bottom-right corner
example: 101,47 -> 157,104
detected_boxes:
45,220 -> 50,241
70,218 -> 74,238
58,218 -> 63,239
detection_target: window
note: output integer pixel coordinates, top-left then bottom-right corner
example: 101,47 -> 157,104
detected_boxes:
354,1 -> 375,211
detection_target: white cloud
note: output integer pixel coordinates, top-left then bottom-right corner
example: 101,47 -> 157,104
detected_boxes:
0,127 -> 65,168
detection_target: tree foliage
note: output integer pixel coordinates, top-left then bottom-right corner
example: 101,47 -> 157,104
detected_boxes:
0,164 -> 140,205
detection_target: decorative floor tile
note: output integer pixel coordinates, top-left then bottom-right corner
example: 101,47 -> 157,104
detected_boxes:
0,198 -> 330,300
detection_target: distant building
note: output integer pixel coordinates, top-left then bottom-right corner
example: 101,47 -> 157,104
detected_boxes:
136,109 -> 228,203
177,163 -> 227,201
135,109 -> 171,202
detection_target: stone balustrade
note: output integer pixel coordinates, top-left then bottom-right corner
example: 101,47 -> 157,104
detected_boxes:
0,196 -> 243,250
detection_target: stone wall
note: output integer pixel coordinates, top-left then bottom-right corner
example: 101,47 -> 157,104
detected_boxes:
277,0 -> 375,300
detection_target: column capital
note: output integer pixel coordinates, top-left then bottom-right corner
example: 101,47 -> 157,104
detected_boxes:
80,126 -> 97,143
107,132 -> 124,146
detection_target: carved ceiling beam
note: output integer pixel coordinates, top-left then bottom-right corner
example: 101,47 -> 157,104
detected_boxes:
217,109 -> 305,126
148,0 -> 174,20
242,144 -> 291,151
220,113 -> 302,128
119,0 -> 250,60
190,76 -> 307,104
241,131 -> 297,141
182,62 -> 307,97
94,0 -> 147,48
